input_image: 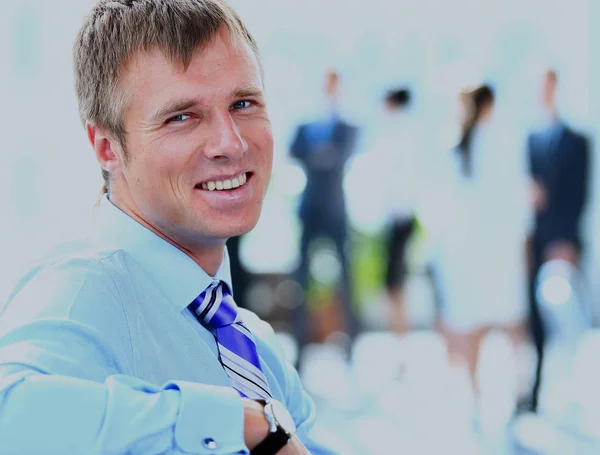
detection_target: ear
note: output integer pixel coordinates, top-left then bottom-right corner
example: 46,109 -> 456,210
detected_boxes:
86,122 -> 124,175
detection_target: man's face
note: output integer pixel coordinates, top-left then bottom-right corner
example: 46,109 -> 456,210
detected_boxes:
541,72 -> 557,109
324,72 -> 340,102
112,27 -> 273,245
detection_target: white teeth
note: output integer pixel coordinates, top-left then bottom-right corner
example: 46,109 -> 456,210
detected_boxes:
200,173 -> 248,191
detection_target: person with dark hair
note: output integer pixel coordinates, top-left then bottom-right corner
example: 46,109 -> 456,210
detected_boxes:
386,88 -> 411,107
456,85 -> 495,176
435,83 -> 530,390
369,87 -> 419,333
526,69 -> 590,412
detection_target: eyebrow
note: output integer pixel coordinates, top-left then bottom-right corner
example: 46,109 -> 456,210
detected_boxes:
234,85 -> 264,99
150,86 -> 265,122
151,98 -> 201,122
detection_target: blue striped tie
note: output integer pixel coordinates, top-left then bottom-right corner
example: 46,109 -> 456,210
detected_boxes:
190,281 -> 272,400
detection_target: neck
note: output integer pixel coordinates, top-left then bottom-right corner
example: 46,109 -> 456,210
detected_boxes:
324,98 -> 339,118
108,191 -> 226,277
545,104 -> 558,119
540,106 -> 559,128
175,240 -> 225,277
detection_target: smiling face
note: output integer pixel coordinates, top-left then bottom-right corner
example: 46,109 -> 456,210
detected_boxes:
94,27 -> 273,261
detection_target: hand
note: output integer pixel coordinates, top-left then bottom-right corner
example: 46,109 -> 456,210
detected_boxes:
243,399 -> 270,450
243,399 -> 310,454
544,241 -> 580,265
531,180 -> 547,214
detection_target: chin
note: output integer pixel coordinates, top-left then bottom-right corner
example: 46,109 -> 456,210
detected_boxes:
211,212 -> 261,240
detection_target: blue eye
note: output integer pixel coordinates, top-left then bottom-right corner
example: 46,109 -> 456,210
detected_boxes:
168,114 -> 192,123
231,100 -> 252,110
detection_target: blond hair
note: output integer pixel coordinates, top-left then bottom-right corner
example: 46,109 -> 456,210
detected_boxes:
73,0 -> 260,195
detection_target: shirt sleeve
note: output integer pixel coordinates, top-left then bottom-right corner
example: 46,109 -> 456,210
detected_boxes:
0,259 -> 249,455
0,368 -> 247,455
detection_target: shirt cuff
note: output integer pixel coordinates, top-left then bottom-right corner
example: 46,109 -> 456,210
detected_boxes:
168,380 -> 248,454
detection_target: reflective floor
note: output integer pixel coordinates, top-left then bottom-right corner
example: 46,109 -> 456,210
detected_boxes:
276,330 -> 600,455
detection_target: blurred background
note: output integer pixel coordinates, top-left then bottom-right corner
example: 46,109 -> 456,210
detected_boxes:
2,0 -> 600,453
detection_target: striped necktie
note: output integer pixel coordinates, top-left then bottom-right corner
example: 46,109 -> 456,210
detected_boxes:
189,280 -> 272,401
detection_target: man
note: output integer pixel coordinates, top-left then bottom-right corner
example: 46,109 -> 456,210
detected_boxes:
290,70 -> 360,350
527,68 -> 589,412
0,1 -> 336,454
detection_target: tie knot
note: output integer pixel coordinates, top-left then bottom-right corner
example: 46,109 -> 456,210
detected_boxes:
190,281 -> 239,328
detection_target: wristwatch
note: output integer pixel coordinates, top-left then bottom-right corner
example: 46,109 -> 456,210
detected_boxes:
251,400 -> 296,455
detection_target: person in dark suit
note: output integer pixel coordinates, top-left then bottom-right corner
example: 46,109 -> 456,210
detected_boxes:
289,70 -> 360,350
226,235 -> 250,309
527,68 -> 590,412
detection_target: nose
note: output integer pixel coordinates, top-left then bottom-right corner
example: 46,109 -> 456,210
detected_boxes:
203,110 -> 248,160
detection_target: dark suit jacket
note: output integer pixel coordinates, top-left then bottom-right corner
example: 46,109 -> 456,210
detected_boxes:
290,120 -> 358,222
528,123 -> 589,250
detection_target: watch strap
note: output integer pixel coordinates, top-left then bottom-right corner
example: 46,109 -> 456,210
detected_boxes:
250,426 -> 291,455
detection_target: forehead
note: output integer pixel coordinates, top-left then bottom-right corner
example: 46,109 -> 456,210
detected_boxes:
121,31 -> 262,115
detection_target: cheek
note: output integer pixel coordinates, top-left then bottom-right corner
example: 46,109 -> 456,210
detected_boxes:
138,138 -> 193,182
248,123 -> 274,165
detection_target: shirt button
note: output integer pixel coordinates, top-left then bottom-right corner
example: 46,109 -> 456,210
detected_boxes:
203,438 -> 218,450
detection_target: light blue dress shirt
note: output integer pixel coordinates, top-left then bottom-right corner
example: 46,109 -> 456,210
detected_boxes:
0,196 -> 336,455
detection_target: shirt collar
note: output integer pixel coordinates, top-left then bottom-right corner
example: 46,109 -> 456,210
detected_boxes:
91,194 -> 233,313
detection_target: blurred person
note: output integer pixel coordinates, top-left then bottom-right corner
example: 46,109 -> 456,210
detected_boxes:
526,69 -> 590,412
289,70 -> 360,350
369,88 -> 419,333
228,234 -> 251,309
0,1 -> 336,454
435,84 -> 530,388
